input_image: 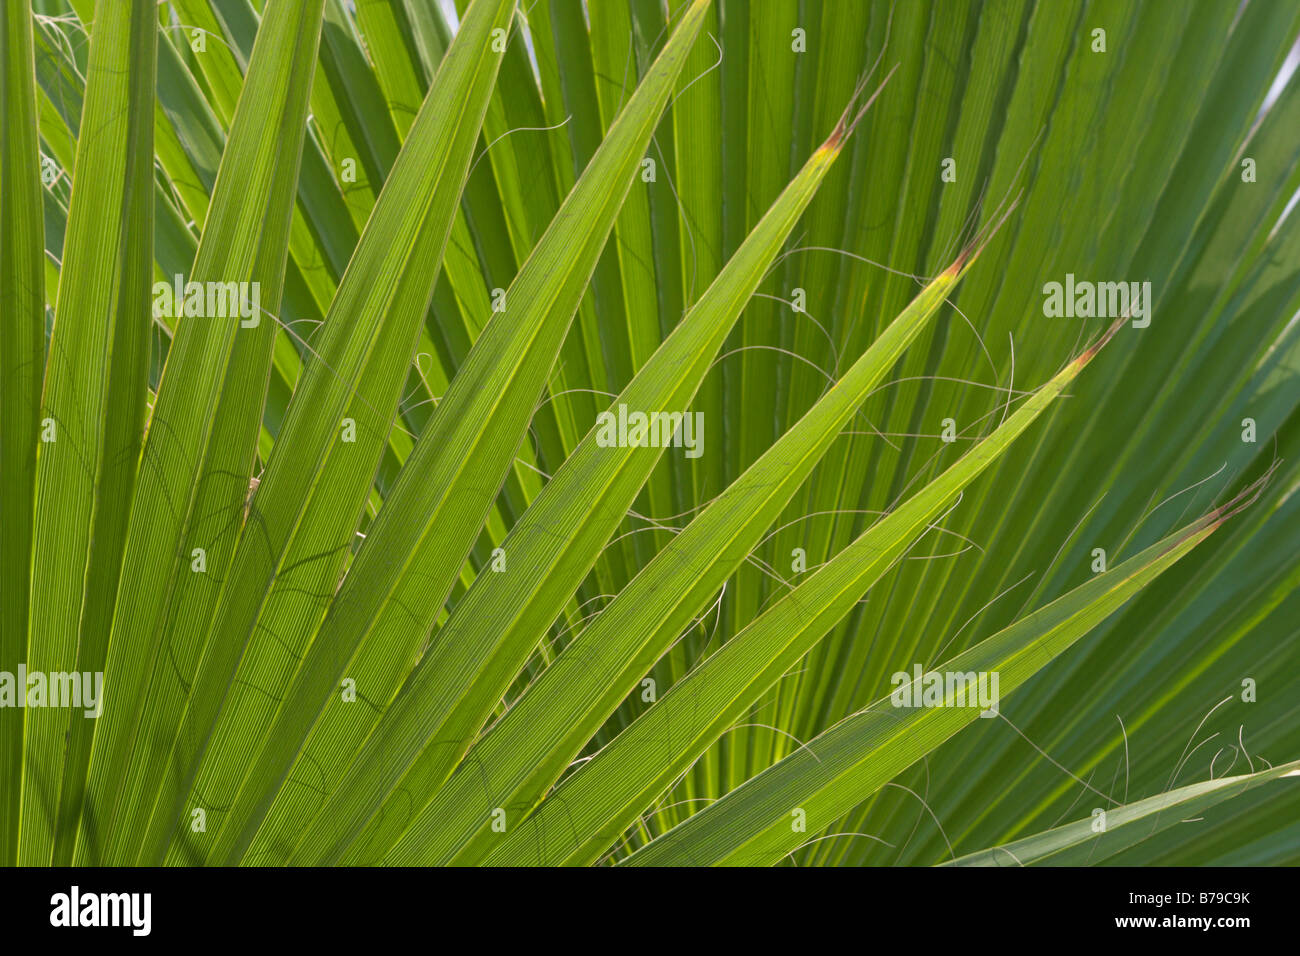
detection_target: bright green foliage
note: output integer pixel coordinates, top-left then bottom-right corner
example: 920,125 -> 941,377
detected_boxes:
2,0 -> 1298,867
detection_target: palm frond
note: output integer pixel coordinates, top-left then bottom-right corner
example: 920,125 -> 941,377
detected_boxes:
3,0 -> 1298,868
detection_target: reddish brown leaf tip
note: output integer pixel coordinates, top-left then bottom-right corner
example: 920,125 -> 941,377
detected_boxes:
823,63 -> 899,154
1076,315 -> 1127,366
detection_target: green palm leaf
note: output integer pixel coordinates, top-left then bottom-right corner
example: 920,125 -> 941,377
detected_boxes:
945,759 -> 1300,866
0,0 -> 45,867
621,503 -> 1233,865
2,0 -> 1297,869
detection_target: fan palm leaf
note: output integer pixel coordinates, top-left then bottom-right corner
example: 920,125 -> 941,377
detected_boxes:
1,0 -> 1297,867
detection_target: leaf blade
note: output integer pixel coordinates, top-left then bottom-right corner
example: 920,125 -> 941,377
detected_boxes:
623,507 -> 1226,866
